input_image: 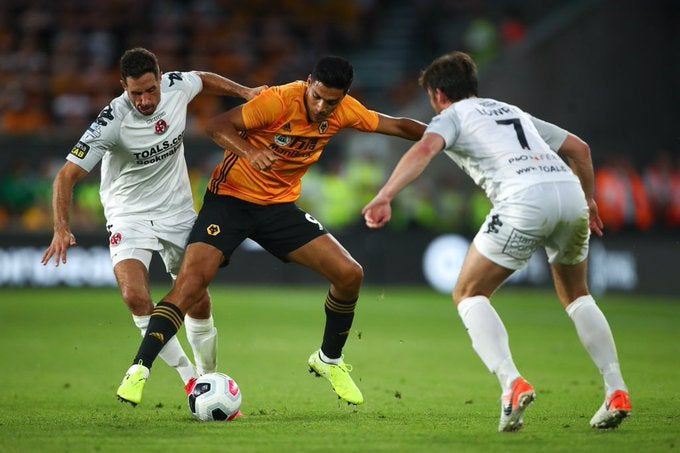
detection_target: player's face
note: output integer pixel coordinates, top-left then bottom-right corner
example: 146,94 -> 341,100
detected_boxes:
304,78 -> 346,123
122,72 -> 162,116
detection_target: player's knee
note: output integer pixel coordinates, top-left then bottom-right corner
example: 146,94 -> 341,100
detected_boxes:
120,286 -> 153,315
336,260 -> 364,293
171,274 -> 209,311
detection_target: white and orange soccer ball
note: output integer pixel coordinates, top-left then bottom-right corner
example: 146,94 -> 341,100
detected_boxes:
188,372 -> 242,421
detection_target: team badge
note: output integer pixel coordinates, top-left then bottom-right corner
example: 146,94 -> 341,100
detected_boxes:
207,224 -> 221,236
274,134 -> 292,147
155,119 -> 168,135
110,232 -> 122,246
318,121 -> 329,134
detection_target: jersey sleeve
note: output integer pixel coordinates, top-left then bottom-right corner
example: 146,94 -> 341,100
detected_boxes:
336,95 -> 379,132
241,87 -> 286,129
164,71 -> 203,102
528,115 -> 568,151
425,110 -> 460,148
66,104 -> 120,171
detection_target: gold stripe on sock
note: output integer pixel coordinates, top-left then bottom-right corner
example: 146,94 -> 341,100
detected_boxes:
154,305 -> 183,326
152,308 -> 182,330
325,295 -> 357,314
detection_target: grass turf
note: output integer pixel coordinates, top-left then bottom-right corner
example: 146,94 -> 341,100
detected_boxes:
0,285 -> 678,453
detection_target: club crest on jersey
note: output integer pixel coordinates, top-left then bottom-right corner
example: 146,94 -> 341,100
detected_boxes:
110,232 -> 122,247
155,119 -> 168,135
318,121 -> 328,134
207,224 -> 221,236
274,134 -> 292,147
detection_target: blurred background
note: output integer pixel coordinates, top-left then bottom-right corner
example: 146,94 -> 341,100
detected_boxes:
0,0 -> 677,294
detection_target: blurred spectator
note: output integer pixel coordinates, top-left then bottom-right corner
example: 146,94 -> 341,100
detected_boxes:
595,155 -> 653,232
643,149 -> 680,228
0,0 -> 672,236
462,17 -> 499,69
500,6 -> 527,47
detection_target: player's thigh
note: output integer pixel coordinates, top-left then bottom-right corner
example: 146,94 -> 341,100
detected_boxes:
166,242 -> 224,313
287,233 -> 362,283
454,243 -> 514,303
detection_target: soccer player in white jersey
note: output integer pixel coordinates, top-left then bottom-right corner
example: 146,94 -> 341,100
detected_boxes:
41,48 -> 265,401
362,51 -> 631,432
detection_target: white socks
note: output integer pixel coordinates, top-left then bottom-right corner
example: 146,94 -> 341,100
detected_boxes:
457,296 -> 520,393
457,294 -> 628,398
185,315 -> 218,375
319,349 -> 342,365
133,314 -> 197,384
566,295 -> 627,396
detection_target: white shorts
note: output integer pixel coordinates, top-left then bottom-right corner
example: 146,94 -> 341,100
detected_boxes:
473,181 -> 590,270
106,215 -> 197,276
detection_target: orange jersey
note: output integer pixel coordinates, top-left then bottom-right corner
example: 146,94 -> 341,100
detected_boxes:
208,81 -> 380,204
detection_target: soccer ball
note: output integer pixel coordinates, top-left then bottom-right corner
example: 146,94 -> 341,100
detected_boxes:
188,372 -> 242,421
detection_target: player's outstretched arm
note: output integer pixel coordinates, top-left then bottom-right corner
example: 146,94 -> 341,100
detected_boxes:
194,71 -> 267,100
558,134 -> 604,237
374,113 -> 427,141
205,106 -> 278,171
41,161 -> 88,266
362,133 -> 445,229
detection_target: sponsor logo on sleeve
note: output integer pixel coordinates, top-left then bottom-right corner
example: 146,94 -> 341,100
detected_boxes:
70,141 -> 90,159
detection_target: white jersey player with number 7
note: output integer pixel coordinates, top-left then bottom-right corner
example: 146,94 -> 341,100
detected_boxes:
42,47 -> 266,401
362,51 -> 631,432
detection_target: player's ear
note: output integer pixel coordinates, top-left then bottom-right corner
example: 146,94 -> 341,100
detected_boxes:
120,79 -> 127,90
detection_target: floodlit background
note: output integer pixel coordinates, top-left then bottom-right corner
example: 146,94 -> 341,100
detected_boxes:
0,0 -> 677,294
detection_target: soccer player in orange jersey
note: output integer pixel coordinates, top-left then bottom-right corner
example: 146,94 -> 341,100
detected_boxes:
117,56 -> 427,406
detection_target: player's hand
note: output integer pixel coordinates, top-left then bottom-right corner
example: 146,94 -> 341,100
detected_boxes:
245,85 -> 268,101
362,195 -> 392,229
246,148 -> 278,171
587,198 -> 604,237
41,228 -> 77,266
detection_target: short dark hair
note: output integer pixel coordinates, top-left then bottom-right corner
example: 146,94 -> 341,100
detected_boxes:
120,47 -> 160,81
311,56 -> 354,93
418,51 -> 478,102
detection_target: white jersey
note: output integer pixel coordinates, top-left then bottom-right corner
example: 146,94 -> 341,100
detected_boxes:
66,71 -> 203,223
426,97 -> 579,204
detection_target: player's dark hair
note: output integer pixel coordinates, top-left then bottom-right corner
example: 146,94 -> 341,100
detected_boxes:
311,56 -> 354,93
120,47 -> 160,81
419,51 -> 478,102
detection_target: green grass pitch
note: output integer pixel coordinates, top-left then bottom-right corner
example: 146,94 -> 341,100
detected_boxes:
0,285 -> 678,453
